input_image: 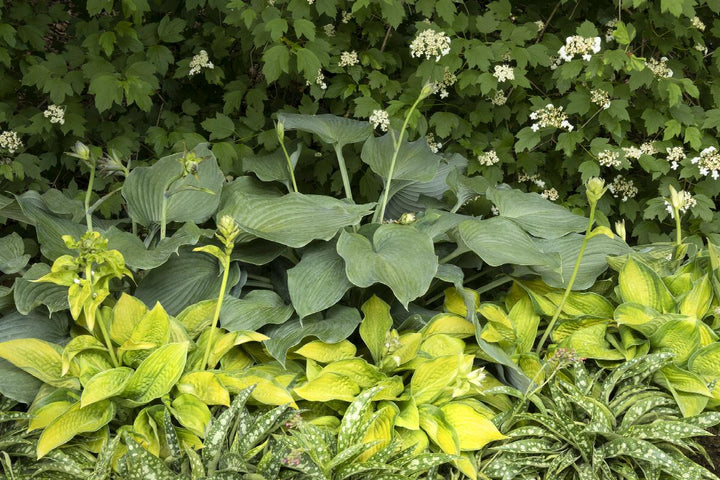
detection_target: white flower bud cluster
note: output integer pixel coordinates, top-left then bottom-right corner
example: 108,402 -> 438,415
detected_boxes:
490,90 -> 508,106
338,50 -> 359,67
666,146 -> 685,170
43,104 -> 66,125
518,172 -> 546,188
541,187 -> 559,201
431,67 -> 457,98
645,57 -> 673,78
189,50 -> 214,76
640,142 -> 657,155
305,69 -> 327,89
597,149 -> 621,168
691,146 -> 720,179
605,19 -> 618,42
622,146 -> 642,160
341,11 -> 352,23
529,104 -> 573,132
493,64 -> 515,82
477,150 -> 500,166
425,133 -> 442,153
692,16 -> 706,31
410,29 -> 451,61
665,190 -> 696,218
369,109 -> 390,132
557,35 -> 601,63
608,175 -> 638,202
590,89 -> 611,109
323,24 -> 335,37
0,130 -> 22,153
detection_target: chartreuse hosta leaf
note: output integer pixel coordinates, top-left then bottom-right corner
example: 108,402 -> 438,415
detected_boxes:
0,338 -> 79,389
337,224 -> 438,308
679,274 -> 714,319
119,302 -> 171,367
618,257 -> 675,313
337,386 -> 383,452
359,295 -> 394,365
650,315 -> 701,364
421,312 -> 475,339
37,400 -> 115,458
294,339 -> 357,363
109,293 -> 148,345
418,404 -> 460,456
440,400 -> 507,450
170,393 -> 211,438
411,355 -> 461,405
443,287 -> 480,319
358,404 -> 396,462
217,367 -> 297,407
29,400 -> 74,431
176,371 -> 230,406
80,367 -> 134,407
654,365 -> 711,417
122,342 -> 188,406
61,335 -> 106,375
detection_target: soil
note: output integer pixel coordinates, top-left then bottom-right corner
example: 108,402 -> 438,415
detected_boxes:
694,428 -> 720,472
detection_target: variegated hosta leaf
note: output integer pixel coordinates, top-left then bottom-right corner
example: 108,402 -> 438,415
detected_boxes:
618,257 -> 675,313
0,338 -> 79,390
359,295 -> 394,365
37,400 -> 115,459
122,342 -> 188,405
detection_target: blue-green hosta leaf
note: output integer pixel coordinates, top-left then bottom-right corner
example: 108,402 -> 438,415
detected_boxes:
361,133 -> 441,183
13,263 -> 69,315
278,113 -> 372,146
122,143 -> 224,227
531,234 -> 630,290
221,190 -> 373,248
337,225 -> 438,308
242,143 -> 301,192
264,306 -> 361,366
134,248 -> 241,315
0,233 -> 29,274
412,209 -> 472,241
220,290 -> 294,331
105,222 -> 204,270
287,241 -> 352,319
458,216 -> 554,267
487,186 -> 588,239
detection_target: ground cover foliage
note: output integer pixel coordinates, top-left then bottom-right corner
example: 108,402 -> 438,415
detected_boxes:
1,0 -> 720,478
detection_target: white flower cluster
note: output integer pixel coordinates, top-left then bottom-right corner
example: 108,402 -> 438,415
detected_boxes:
431,67 -> 457,99
541,187 -> 559,201
590,89 -> 611,109
493,64 -> 515,82
645,57 -> 673,78
0,130 -> 22,153
640,142 -> 657,155
306,69 -> 327,89
535,20 -> 545,32
608,175 -> 638,202
369,109 -> 390,132
477,150 -> 500,166
694,43 -> 708,55
691,146 -> 720,179
530,104 -> 573,132
692,16 -> 706,31
338,50 -> 359,67
189,50 -> 214,76
518,172 -> 546,188
622,146 -> 642,160
490,90 -> 508,106
557,35 -> 601,63
665,190 -> 696,218
666,146 -> 685,170
341,11 -> 352,23
323,24 -> 335,37
43,104 -> 66,125
425,133 -> 442,153
307,0 -> 314,4
605,19 -> 618,42
410,29 -> 451,61
597,149 -> 621,168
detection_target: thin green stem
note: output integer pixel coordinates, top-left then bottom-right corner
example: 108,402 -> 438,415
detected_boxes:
373,94 -> 425,223
160,192 -> 168,240
279,139 -> 298,193
674,207 -> 682,246
475,275 -> 514,295
202,255 -> 231,371
87,186 -> 123,215
333,143 -> 353,201
96,308 -> 120,368
439,248 -> 465,264
84,166 -> 96,233
535,204 -> 596,354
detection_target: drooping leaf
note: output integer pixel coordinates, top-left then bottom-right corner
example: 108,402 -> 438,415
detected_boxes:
0,233 -> 30,274
105,222 -> 204,270
242,144 -> 301,191
37,400 -> 115,458
361,133 -> 441,183
220,290 -> 294,331
81,367 -> 134,407
13,263 -> 69,315
277,112 -> 372,146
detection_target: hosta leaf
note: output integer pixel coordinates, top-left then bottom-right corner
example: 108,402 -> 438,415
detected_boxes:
176,371 -> 230,406
294,339 -> 357,363
13,264 -> 69,315
122,144 -> 224,226
459,216 -> 553,267
440,402 -> 507,450
650,315 -> 701,364
561,322 -> 625,361
122,343 -> 188,405
177,300 -> 215,338
338,386 -> 382,451
0,338 -> 78,389
337,224 -> 438,308
294,372 -> 360,402
411,355 -> 458,404
422,313 -> 475,339
618,257 -> 675,312
0,233 -> 29,274
120,302 -> 171,367
418,404 -> 460,455
105,222 -> 203,270
361,133 -> 441,183
81,367 -> 134,407
171,393 -> 211,438
216,370 -> 296,407
277,112 -> 372,146
655,365 -> 710,417
359,295 -> 393,364
220,190 -> 373,248
221,290 -> 294,331
110,294 -> 148,345
242,144 -> 301,191
679,274 -> 713,319
287,241 -> 352,319
37,400 -> 115,459
614,302 -> 663,337
61,335 -> 106,375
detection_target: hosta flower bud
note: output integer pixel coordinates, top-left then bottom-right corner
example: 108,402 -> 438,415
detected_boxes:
217,215 -> 240,246
614,220 -> 626,242
585,177 -> 607,206
276,120 -> 285,143
70,141 -> 91,162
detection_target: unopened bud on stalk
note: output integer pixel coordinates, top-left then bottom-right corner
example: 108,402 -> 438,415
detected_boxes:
585,177 -> 607,206
419,82 -> 435,100
614,219 -> 626,242
69,141 -> 91,163
276,120 -> 285,143
217,215 -> 240,247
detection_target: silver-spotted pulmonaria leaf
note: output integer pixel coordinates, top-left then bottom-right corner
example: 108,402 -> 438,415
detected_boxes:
105,222 -> 204,270
134,248 -> 241,315
122,143 -> 224,227
242,143 -> 301,191
277,112 -> 372,146
458,216 -> 554,267
121,433 -> 177,480
264,306 -> 361,366
0,233 -> 29,274
337,224 -> 437,308
202,386 -> 254,470
487,186 -> 588,239
13,263 -> 69,315
220,290 -> 294,331
361,133 -> 441,183
287,241 -> 352,319
222,190 -> 374,248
